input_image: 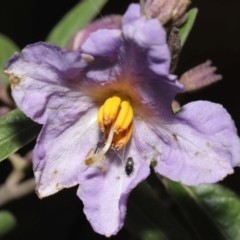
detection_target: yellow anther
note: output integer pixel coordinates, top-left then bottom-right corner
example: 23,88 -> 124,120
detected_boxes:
114,100 -> 132,133
110,95 -> 121,119
97,105 -> 104,131
113,123 -> 133,150
102,96 -> 121,126
95,94 -> 134,157
121,105 -> 133,132
103,97 -> 113,125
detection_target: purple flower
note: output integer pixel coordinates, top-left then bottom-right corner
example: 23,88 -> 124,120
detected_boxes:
4,4 -> 240,236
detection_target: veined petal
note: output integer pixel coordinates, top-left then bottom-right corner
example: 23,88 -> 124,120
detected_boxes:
34,107 -> 99,197
120,5 -> 185,117
4,42 -> 91,124
134,101 -> 240,185
77,135 -> 150,236
122,4 -> 170,75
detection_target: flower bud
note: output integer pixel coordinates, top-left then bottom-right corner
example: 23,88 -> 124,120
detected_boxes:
140,0 -> 190,26
179,60 -> 222,91
65,15 -> 122,50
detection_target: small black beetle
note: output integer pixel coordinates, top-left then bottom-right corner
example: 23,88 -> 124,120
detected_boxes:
125,157 -> 134,176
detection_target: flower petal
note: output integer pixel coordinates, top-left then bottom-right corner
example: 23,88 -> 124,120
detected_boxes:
121,4 -> 184,116
34,107 -> 99,197
134,101 -> 240,185
122,4 -> 170,76
122,3 -> 141,24
4,42 -> 91,124
77,132 -> 150,236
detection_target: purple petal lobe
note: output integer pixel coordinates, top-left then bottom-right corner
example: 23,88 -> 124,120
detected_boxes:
121,7 -> 185,117
135,101 -> 240,185
4,42 -> 91,124
34,108 -> 99,197
77,134 -> 150,236
122,4 -> 141,25
120,3 -> 185,118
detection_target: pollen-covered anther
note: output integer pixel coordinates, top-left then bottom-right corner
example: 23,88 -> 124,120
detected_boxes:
103,96 -> 121,125
112,123 -> 133,150
114,100 -> 133,133
97,94 -> 134,150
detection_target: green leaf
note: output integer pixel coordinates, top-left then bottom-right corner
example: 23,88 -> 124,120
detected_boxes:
0,211 -> 16,237
162,178 -> 240,240
0,109 -> 41,162
125,181 -> 192,240
179,8 -> 198,46
0,34 -> 19,87
189,184 -> 240,240
47,0 -> 107,47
